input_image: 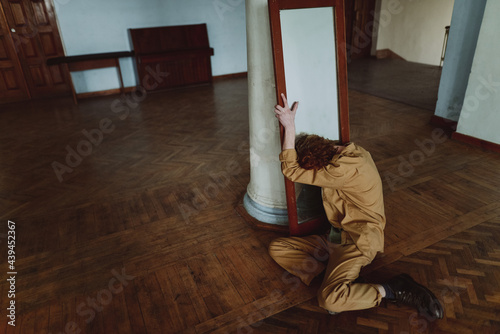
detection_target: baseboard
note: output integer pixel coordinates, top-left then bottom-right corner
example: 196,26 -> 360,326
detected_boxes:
75,73 -> 247,99
452,132 -> 500,154
429,115 -> 457,136
213,72 -> 247,81
375,49 -> 405,61
76,87 -> 135,99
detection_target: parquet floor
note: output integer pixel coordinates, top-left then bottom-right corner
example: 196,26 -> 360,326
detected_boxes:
347,58 -> 442,111
0,77 -> 499,333
251,220 -> 500,334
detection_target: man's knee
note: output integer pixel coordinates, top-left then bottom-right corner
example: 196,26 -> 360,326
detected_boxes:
268,237 -> 290,259
317,282 -> 350,313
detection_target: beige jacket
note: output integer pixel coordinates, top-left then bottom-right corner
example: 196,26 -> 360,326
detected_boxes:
279,143 -> 385,259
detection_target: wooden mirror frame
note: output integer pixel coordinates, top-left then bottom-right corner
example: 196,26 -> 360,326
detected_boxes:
268,0 -> 350,236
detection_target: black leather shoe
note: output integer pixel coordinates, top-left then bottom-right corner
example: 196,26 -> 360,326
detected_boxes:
386,274 -> 444,320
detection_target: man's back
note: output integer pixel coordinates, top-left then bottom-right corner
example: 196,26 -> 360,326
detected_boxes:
280,142 -> 385,258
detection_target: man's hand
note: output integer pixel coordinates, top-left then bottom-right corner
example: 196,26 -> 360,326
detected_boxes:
274,93 -> 298,150
274,93 -> 298,130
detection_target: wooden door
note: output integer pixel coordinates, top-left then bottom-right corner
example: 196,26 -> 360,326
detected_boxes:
0,0 -> 70,101
345,0 -> 376,60
0,4 -> 28,103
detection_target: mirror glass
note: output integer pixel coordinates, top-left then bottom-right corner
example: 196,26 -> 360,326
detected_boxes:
279,7 -> 339,141
279,7 -> 339,225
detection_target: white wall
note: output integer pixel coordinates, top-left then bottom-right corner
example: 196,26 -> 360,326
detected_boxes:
53,0 -> 247,94
456,0 -> 500,145
434,0 -> 486,121
376,0 -> 454,66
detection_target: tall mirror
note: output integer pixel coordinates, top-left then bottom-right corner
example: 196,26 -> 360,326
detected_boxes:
268,0 -> 350,236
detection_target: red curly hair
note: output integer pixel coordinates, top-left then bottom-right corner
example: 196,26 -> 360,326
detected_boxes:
295,133 -> 338,170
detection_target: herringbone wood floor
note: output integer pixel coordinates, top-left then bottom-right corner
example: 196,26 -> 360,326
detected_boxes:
0,77 -> 499,333
250,220 -> 500,334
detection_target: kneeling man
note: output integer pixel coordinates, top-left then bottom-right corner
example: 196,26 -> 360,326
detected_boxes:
269,94 -> 443,319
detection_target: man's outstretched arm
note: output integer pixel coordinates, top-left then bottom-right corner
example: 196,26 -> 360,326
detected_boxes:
274,93 -> 298,150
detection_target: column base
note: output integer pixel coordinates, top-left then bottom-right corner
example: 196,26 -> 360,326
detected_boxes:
243,192 -> 289,225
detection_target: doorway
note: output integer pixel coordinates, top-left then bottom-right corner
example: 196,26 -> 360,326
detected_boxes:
346,0 -> 455,112
0,0 -> 70,104
345,0 -> 376,60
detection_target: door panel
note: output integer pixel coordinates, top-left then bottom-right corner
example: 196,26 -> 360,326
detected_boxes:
29,65 -> 44,86
1,0 -> 70,100
344,0 -> 375,60
0,4 -> 28,102
3,67 -> 19,87
31,1 -> 50,26
9,1 -> 26,26
350,0 -> 375,59
40,32 -> 57,56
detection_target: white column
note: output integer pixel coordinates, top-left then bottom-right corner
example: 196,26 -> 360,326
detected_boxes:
243,0 -> 288,224
456,0 -> 500,145
434,0 -> 487,121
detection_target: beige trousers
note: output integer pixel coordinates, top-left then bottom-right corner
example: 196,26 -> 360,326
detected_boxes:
269,234 -> 383,313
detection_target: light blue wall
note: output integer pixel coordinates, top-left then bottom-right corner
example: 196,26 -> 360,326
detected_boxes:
53,0 -> 247,94
434,0 -> 486,121
456,0 -> 500,145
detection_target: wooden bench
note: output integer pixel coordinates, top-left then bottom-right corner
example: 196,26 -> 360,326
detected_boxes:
47,51 -> 134,104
